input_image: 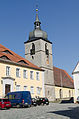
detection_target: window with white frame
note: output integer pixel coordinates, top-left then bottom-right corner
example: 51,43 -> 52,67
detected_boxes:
23,70 -> 28,79
16,85 -> 20,91
36,87 -> 41,95
30,86 -> 34,94
30,71 -> 34,80
16,68 -> 20,77
36,72 -> 39,80
24,86 -> 27,91
6,66 -> 10,76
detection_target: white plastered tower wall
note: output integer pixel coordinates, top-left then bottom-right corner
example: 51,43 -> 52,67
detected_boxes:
72,62 -> 79,103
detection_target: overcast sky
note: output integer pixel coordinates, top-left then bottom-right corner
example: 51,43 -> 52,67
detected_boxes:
0,0 -> 79,76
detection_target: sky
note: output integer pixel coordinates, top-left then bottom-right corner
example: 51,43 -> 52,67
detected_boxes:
0,0 -> 79,76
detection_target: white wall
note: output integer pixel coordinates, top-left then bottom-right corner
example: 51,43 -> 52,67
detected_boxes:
73,73 -> 79,102
73,62 -> 79,102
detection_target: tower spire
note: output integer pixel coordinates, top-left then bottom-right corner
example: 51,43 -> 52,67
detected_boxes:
35,8 -> 39,22
34,3 -> 41,29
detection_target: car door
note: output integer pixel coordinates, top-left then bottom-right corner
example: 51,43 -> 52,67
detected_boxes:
0,99 -> 1,107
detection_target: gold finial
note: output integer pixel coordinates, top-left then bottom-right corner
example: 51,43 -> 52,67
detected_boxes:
36,8 -> 38,12
36,4 -> 38,14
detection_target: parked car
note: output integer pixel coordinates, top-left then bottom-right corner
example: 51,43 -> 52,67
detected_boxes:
77,96 -> 79,103
0,98 -> 11,109
5,91 -> 32,108
36,97 -> 49,105
31,98 -> 37,106
43,97 -> 49,105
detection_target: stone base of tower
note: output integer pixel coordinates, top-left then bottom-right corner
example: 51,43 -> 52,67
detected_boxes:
45,85 -> 55,101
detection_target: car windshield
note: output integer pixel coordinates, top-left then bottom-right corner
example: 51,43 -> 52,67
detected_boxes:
45,98 -> 48,100
0,99 -> 9,102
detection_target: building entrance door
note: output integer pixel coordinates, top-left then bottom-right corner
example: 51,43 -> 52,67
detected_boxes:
5,84 -> 11,95
59,89 -> 62,99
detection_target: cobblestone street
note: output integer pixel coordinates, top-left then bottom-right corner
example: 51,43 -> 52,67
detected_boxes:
0,103 -> 79,119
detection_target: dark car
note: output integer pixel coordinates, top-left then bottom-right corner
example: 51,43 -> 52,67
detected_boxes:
0,98 -> 11,109
36,97 -> 49,105
43,97 -> 49,105
32,98 -> 37,106
76,96 -> 79,103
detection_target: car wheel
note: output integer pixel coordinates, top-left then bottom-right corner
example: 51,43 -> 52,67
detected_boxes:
34,104 -> 37,106
6,107 -> 10,109
46,103 -> 49,105
16,104 -> 20,108
28,104 -> 31,108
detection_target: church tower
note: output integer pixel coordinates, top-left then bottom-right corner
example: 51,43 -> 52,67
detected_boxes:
24,9 -> 55,100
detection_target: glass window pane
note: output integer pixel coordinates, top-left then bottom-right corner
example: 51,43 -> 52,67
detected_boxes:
30,71 -> 33,80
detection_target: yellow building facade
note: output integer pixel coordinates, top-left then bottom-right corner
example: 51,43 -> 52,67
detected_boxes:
55,86 -> 74,99
0,44 -> 44,98
53,67 -> 75,100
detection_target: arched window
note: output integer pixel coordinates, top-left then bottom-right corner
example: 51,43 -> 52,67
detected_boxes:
30,43 -> 35,55
45,43 -> 47,51
48,90 -> 49,95
45,43 -> 49,55
32,43 -> 35,50
59,89 -> 63,99
69,90 -> 71,97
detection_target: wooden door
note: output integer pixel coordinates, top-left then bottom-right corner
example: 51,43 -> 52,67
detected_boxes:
5,84 -> 11,95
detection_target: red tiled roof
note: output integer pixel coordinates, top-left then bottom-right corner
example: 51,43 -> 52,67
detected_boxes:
53,66 -> 74,89
0,44 -> 43,71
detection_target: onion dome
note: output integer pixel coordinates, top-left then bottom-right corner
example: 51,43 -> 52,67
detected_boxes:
29,9 -> 48,41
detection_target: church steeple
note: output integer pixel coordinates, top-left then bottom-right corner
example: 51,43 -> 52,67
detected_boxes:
34,9 -> 41,29
27,7 -> 50,42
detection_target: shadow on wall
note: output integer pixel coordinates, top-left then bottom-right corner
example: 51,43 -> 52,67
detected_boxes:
47,106 -> 79,119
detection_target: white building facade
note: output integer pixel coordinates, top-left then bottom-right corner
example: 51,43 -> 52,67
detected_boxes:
72,62 -> 79,103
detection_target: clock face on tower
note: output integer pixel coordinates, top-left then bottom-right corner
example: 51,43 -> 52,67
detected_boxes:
46,58 -> 49,65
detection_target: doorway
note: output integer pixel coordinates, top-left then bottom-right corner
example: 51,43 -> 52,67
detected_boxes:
59,89 -> 62,99
5,84 -> 11,95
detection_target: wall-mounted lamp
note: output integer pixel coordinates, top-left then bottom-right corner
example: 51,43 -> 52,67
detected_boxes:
15,82 -> 17,85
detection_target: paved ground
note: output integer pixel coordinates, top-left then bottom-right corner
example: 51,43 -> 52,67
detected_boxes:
0,103 -> 79,119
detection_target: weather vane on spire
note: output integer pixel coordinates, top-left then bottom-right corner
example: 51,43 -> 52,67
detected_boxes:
36,0 -> 38,14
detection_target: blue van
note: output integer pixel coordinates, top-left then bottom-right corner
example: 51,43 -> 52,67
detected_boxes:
6,91 -> 32,107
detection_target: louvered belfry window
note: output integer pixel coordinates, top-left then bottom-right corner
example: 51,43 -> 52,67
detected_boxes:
45,43 -> 49,55
30,43 -> 35,55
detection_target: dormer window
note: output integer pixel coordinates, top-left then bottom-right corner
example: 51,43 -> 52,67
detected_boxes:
18,60 -> 28,65
3,50 -> 13,55
30,43 -> 35,55
0,55 -> 10,60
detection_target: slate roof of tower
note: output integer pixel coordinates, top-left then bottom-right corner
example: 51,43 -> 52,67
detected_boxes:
0,44 -> 44,71
53,66 -> 74,89
24,10 -> 52,44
